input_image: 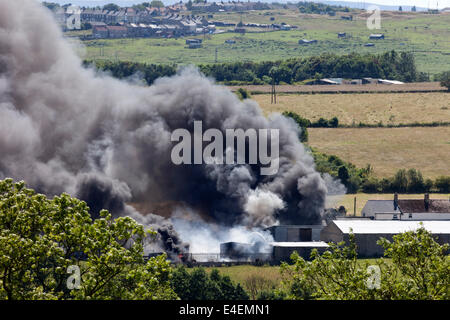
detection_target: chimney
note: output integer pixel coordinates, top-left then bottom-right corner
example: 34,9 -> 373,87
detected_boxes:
394,193 -> 398,210
424,193 -> 430,211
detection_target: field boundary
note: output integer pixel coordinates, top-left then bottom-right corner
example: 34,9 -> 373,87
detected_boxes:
228,82 -> 447,94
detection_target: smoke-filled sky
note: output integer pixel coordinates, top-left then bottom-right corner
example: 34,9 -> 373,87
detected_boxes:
1,0 -> 346,254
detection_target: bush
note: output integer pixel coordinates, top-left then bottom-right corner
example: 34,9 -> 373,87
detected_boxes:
0,179 -> 176,300
281,228 -> 449,300
170,266 -> 249,300
435,176 -> 450,193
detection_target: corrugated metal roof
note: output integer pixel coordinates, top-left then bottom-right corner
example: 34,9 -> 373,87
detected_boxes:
333,220 -> 450,234
271,241 -> 329,247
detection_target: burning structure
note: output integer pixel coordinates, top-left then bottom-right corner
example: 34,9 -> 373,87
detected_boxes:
0,0 -> 343,259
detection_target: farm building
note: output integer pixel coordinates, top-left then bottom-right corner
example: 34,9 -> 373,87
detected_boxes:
321,220 -> 450,257
378,79 -> 404,85
272,242 -> 329,263
265,225 -> 324,242
299,39 -> 318,45
338,32 -> 346,38
369,34 -> 385,40
362,194 -> 450,220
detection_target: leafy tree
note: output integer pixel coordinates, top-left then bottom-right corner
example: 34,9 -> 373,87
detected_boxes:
282,111 -> 309,142
391,169 -> 408,192
170,266 -> 249,300
338,166 -> 350,184
377,227 -> 449,299
235,88 -> 251,100
150,0 -> 164,8
435,176 -> 450,193
0,178 -> 176,300
281,228 -> 449,300
103,3 -> 120,11
436,71 -> 450,91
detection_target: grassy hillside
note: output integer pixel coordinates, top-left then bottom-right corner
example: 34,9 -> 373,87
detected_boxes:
308,127 -> 450,178
255,92 -> 450,125
76,10 -> 450,75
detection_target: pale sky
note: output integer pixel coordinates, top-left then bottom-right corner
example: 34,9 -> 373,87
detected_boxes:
40,0 -> 450,9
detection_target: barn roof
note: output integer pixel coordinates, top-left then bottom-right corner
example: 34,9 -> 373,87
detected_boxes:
271,241 -> 329,247
332,220 -> 450,234
398,199 -> 450,213
362,200 -> 401,215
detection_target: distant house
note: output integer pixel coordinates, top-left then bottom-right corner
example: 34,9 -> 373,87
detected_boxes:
338,32 -> 346,38
369,34 -> 385,40
378,79 -> 404,85
186,38 -> 202,45
299,39 -> 318,45
93,26 -> 108,38
361,194 -> 450,220
318,78 -> 342,85
364,43 -> 375,47
341,15 -> 353,20
188,42 -> 202,49
107,25 -> 128,38
280,24 -> 291,31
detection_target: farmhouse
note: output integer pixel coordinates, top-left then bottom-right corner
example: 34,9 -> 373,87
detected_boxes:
338,32 -> 346,38
362,194 -> 450,220
321,220 -> 450,257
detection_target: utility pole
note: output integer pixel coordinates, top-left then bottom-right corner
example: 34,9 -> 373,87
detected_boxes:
214,47 -> 218,63
271,78 -> 276,104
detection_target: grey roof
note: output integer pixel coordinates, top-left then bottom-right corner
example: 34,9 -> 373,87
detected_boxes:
332,220 -> 450,234
362,200 -> 400,216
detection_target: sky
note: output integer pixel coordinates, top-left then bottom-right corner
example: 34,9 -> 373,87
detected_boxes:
39,0 -> 449,9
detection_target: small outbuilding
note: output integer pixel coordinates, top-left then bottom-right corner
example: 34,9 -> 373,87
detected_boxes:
271,242 -> 329,263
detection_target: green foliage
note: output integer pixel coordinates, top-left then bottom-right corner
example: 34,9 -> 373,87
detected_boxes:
103,3 -> 120,11
0,178 -> 176,300
170,266 -> 249,300
435,71 -> 450,91
282,111 -> 309,142
297,1 -> 350,14
281,229 -> 449,300
235,88 -> 251,100
377,228 -> 450,299
89,50 -> 423,87
435,176 -> 450,193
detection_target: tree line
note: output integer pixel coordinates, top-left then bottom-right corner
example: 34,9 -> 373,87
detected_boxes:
87,50 -> 430,86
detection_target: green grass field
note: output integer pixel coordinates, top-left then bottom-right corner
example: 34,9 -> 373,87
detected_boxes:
74,10 -> 450,75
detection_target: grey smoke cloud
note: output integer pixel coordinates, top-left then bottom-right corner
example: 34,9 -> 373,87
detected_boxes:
0,0 -> 332,253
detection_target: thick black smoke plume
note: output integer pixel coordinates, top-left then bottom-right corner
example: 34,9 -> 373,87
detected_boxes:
0,0 -> 333,253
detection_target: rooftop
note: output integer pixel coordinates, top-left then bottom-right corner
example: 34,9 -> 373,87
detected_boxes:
333,220 -> 450,234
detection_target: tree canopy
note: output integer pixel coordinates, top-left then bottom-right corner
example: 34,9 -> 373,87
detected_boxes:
0,178 -> 176,300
